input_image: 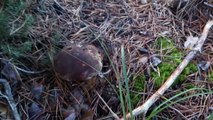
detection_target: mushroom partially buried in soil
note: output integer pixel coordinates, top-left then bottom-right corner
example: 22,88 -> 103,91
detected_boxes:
54,44 -> 103,84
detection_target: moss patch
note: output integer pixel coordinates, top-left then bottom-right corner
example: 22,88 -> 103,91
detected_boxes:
0,41 -> 33,59
152,38 -> 197,88
0,0 -> 34,61
0,0 -> 34,39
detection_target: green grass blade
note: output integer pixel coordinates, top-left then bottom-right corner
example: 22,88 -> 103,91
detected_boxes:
118,76 -> 127,120
98,39 -> 126,119
121,45 -> 133,119
147,88 -> 212,119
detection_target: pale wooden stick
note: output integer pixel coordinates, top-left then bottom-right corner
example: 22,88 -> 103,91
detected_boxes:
121,20 -> 213,119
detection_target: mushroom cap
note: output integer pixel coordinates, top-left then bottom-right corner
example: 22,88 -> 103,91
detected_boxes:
54,44 -> 103,82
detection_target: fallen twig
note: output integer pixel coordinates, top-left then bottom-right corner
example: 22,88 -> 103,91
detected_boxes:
121,20 -> 213,119
0,79 -> 21,120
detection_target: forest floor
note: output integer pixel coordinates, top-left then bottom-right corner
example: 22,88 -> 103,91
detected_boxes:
0,0 -> 213,120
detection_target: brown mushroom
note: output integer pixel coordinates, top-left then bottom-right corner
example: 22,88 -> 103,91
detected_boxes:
54,44 -> 103,83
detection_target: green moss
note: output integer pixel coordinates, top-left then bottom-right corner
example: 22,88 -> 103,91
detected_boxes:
0,0 -> 34,60
0,0 -> 34,39
152,38 -> 197,88
130,75 -> 145,107
1,41 -> 33,59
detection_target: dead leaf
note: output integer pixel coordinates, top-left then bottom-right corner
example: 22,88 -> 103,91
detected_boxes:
28,102 -> 43,119
138,56 -> 148,65
80,110 -> 94,120
31,83 -> 44,100
1,60 -> 20,81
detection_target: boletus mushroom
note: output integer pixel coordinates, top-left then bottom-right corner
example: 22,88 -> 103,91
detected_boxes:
54,44 -> 103,83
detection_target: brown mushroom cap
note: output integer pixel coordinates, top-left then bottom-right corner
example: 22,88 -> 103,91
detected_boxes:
54,44 -> 103,82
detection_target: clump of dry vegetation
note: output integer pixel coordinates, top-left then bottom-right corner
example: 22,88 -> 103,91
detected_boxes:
0,0 -> 213,120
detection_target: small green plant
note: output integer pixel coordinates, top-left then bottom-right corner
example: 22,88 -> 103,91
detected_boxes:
152,38 -> 197,88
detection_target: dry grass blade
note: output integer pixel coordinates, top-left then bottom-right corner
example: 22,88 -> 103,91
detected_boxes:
122,20 -> 213,119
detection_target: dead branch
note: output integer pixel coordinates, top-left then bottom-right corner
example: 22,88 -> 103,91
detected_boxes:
0,79 -> 21,120
122,20 -> 213,119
